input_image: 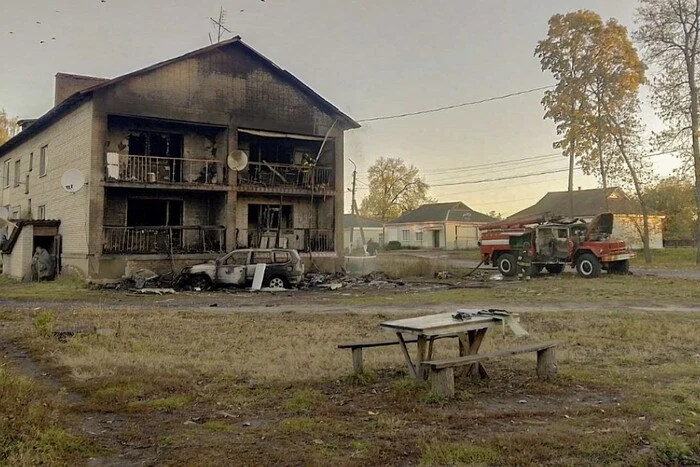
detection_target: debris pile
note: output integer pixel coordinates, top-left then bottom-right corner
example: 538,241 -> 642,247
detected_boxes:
302,271 -> 405,290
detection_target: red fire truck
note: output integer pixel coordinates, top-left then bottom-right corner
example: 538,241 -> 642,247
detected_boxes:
478,213 -> 634,278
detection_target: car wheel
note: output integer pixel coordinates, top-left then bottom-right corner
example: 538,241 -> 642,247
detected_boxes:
497,253 -> 517,277
576,253 -> 601,279
266,276 -> 287,289
190,274 -> 213,291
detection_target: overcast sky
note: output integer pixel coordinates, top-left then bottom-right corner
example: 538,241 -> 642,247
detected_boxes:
0,0 -> 680,216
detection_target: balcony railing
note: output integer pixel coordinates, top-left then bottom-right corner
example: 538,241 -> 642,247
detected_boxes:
103,226 -> 226,255
237,162 -> 333,191
236,228 -> 334,252
105,153 -> 226,185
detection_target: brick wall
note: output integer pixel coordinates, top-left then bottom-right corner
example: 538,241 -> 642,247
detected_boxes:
0,101 -> 94,276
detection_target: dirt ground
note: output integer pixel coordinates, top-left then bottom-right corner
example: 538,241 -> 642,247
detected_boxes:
1,273 -> 699,466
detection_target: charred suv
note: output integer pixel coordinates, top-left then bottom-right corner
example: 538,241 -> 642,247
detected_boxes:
177,248 -> 304,290
479,213 -> 634,279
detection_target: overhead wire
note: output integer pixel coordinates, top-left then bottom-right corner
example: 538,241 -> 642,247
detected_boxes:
355,85 -> 554,123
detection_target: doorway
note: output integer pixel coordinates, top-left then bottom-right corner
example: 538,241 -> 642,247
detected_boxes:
432,230 -> 441,248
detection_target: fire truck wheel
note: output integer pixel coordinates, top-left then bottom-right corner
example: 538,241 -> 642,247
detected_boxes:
497,253 -> 517,277
576,253 -> 601,278
545,264 -> 565,274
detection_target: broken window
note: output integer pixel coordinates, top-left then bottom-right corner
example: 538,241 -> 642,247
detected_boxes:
127,132 -> 183,158
248,204 -> 293,231
126,198 -> 183,227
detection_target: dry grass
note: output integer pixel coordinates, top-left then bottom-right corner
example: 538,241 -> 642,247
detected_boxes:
0,363 -> 97,466
1,301 -> 699,464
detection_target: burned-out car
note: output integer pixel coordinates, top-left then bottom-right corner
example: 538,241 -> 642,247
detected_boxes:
176,248 -> 304,290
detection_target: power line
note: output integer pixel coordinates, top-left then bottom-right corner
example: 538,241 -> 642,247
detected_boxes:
356,85 -> 554,123
423,152 -> 563,175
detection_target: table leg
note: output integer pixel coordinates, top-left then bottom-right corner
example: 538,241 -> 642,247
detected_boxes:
417,335 -> 429,380
396,332 -> 418,379
465,328 -> 489,379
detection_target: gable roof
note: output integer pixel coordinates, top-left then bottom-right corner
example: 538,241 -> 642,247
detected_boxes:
386,202 -> 496,224
0,36 -> 359,157
343,214 -> 383,229
508,187 -> 644,219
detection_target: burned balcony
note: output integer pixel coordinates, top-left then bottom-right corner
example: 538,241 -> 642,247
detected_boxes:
236,228 -> 334,252
103,225 -> 226,255
236,162 -> 333,194
105,153 -> 226,186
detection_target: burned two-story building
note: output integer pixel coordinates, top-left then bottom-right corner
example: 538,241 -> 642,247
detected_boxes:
0,37 -> 359,280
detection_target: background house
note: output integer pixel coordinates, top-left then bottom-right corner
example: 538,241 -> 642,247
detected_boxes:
0,37 -> 358,280
343,214 -> 383,252
508,187 -> 664,249
384,202 -> 495,249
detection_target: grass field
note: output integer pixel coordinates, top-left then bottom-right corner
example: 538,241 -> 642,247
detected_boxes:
631,247 -> 700,268
1,296 -> 699,465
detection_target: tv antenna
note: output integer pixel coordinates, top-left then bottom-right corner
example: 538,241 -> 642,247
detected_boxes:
209,6 -> 232,44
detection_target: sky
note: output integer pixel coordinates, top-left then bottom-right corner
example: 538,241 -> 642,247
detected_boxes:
0,0 -> 682,216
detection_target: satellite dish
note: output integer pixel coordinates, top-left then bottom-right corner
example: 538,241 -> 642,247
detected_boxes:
61,169 -> 86,193
227,150 -> 249,171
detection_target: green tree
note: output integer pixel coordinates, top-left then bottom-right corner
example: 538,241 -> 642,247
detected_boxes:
537,10 -> 653,262
0,108 -> 18,145
646,176 -> 697,242
359,157 -> 433,221
636,0 -> 700,263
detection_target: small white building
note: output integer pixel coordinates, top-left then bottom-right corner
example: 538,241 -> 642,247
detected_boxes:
384,202 -> 495,249
343,214 -> 383,252
508,187 -> 665,249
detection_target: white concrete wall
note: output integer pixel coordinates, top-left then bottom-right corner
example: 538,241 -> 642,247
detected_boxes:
0,101 -> 94,276
2,224 -> 33,279
613,215 -> 664,249
343,227 -> 383,251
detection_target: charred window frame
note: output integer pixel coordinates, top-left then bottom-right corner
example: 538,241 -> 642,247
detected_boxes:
127,131 -> 183,158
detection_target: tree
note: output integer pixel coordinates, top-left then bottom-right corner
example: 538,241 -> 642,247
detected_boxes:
537,10 -> 653,262
359,157 -> 433,221
487,211 -> 503,220
646,176 -> 697,242
636,0 -> 700,263
0,108 -> 18,145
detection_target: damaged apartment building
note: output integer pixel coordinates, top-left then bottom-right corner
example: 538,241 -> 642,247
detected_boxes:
0,37 -> 358,280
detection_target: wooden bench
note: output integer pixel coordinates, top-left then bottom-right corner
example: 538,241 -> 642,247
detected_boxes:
338,334 -> 458,373
420,340 -> 562,397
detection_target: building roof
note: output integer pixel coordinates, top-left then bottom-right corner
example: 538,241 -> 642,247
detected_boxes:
0,36 -> 359,157
508,187 -> 646,219
343,214 -> 384,229
386,202 -> 496,224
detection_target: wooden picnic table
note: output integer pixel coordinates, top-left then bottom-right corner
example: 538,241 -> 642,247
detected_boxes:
379,309 -> 527,380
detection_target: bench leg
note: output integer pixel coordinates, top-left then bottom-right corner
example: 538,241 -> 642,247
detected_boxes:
536,347 -> 557,380
352,348 -> 363,373
430,367 -> 455,398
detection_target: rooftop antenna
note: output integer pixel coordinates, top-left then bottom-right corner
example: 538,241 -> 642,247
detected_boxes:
209,6 -> 232,43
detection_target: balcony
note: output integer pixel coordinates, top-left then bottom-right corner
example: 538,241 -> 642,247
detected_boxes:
103,225 -> 226,255
236,162 -> 334,195
236,228 -> 335,252
105,153 -> 226,188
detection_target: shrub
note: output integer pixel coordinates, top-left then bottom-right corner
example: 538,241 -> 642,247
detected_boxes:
384,241 -> 402,251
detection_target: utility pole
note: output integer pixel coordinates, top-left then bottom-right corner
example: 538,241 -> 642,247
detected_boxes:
348,158 -> 365,250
